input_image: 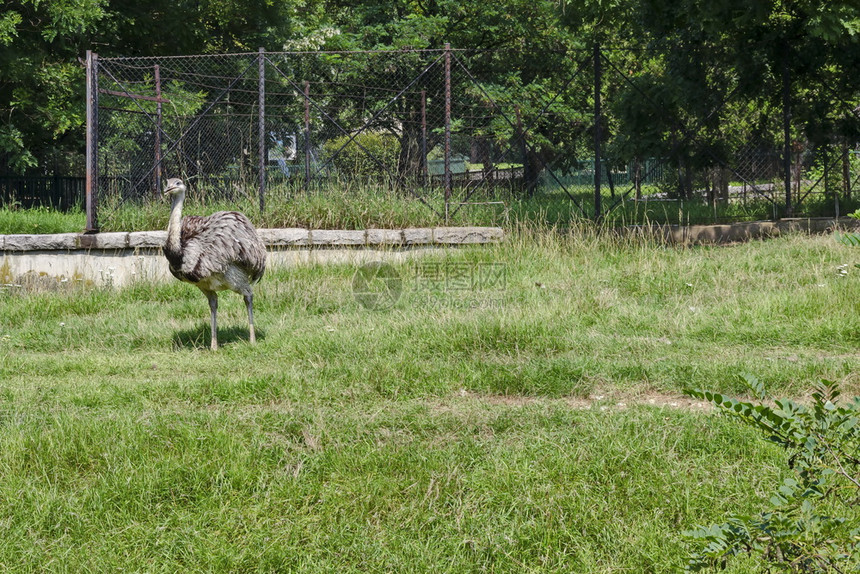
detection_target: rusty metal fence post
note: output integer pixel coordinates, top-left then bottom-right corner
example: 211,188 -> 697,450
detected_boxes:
444,42 -> 452,223
593,42 -> 603,221
303,80 -> 311,191
258,47 -> 266,212
85,50 -> 99,233
154,64 -> 162,198
421,90 -> 428,186
782,45 -> 793,217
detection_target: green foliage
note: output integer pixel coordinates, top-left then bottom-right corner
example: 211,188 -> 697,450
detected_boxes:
835,208 -> 860,267
0,11 -> 22,45
685,375 -> 860,572
101,0 -> 304,55
3,0 -> 860,197
836,231 -> 860,247
0,126 -> 36,172
0,0 -> 310,174
100,79 -> 205,175
0,0 -> 107,172
321,132 -> 401,179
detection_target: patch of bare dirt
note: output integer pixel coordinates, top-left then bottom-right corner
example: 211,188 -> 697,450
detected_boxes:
443,389 -> 714,412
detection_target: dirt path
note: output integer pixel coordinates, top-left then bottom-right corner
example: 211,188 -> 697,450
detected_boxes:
449,389 -> 714,412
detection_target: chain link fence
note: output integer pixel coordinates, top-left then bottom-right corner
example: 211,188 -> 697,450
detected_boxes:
86,46 -> 860,230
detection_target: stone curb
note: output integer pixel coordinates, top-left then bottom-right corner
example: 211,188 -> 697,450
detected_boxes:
0,227 -> 505,252
128,231 -> 168,249
367,229 -> 404,246
403,228 -> 433,246
310,229 -> 366,246
3,218 -> 857,251
4,233 -> 78,251
78,232 -> 130,250
434,226 -> 505,244
636,217 -> 860,245
256,228 -> 309,246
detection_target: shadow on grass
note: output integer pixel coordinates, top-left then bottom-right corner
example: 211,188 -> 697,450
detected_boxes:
172,325 -> 267,350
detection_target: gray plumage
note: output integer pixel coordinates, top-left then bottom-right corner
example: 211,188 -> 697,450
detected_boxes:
163,177 -> 266,349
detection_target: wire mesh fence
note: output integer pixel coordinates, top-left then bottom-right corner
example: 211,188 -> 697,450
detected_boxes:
87,45 -> 860,231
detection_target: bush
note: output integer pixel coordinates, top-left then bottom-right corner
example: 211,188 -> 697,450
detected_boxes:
321,131 -> 401,180
684,375 -> 860,572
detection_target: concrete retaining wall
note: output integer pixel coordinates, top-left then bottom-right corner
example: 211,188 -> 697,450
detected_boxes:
629,217 -> 860,245
2,218 -> 857,289
0,227 -> 504,288
2,227 -> 505,252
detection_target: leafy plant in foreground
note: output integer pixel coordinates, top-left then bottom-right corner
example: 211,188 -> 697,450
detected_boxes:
835,209 -> 860,248
684,375 -> 860,572
834,209 -> 860,278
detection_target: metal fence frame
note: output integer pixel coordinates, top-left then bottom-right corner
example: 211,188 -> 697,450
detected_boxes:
0,176 -> 84,210
84,45 -> 860,231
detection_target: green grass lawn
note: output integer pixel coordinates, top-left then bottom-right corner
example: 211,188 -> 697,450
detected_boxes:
0,228 -> 858,571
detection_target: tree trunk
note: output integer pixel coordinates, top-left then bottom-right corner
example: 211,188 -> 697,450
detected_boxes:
471,137 -> 493,185
706,169 -> 715,206
634,158 -> 642,201
682,160 -> 693,200
396,97 -> 417,181
717,167 -> 730,202
605,162 -> 615,199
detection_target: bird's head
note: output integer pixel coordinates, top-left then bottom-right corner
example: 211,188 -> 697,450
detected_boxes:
163,178 -> 186,200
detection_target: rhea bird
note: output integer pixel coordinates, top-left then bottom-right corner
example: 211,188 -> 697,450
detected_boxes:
162,177 -> 267,350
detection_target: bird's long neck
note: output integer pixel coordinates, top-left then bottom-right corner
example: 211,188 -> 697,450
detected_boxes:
166,190 -> 185,254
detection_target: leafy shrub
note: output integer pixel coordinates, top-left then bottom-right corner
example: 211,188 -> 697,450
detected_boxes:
322,131 -> 401,180
684,375 -> 860,572
835,208 -> 860,271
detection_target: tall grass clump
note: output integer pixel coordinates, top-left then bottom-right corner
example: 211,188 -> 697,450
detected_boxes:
8,180 -> 856,234
98,180 -> 492,231
0,205 -> 85,234
263,181 -> 443,229
96,179 -> 808,233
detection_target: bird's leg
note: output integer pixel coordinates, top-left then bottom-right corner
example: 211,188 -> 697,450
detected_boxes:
205,291 -> 219,350
244,293 -> 256,344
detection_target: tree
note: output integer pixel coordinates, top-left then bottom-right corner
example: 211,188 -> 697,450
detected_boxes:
558,0 -> 860,203
0,0 -> 106,172
0,0 -> 313,175
312,0 -> 580,187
